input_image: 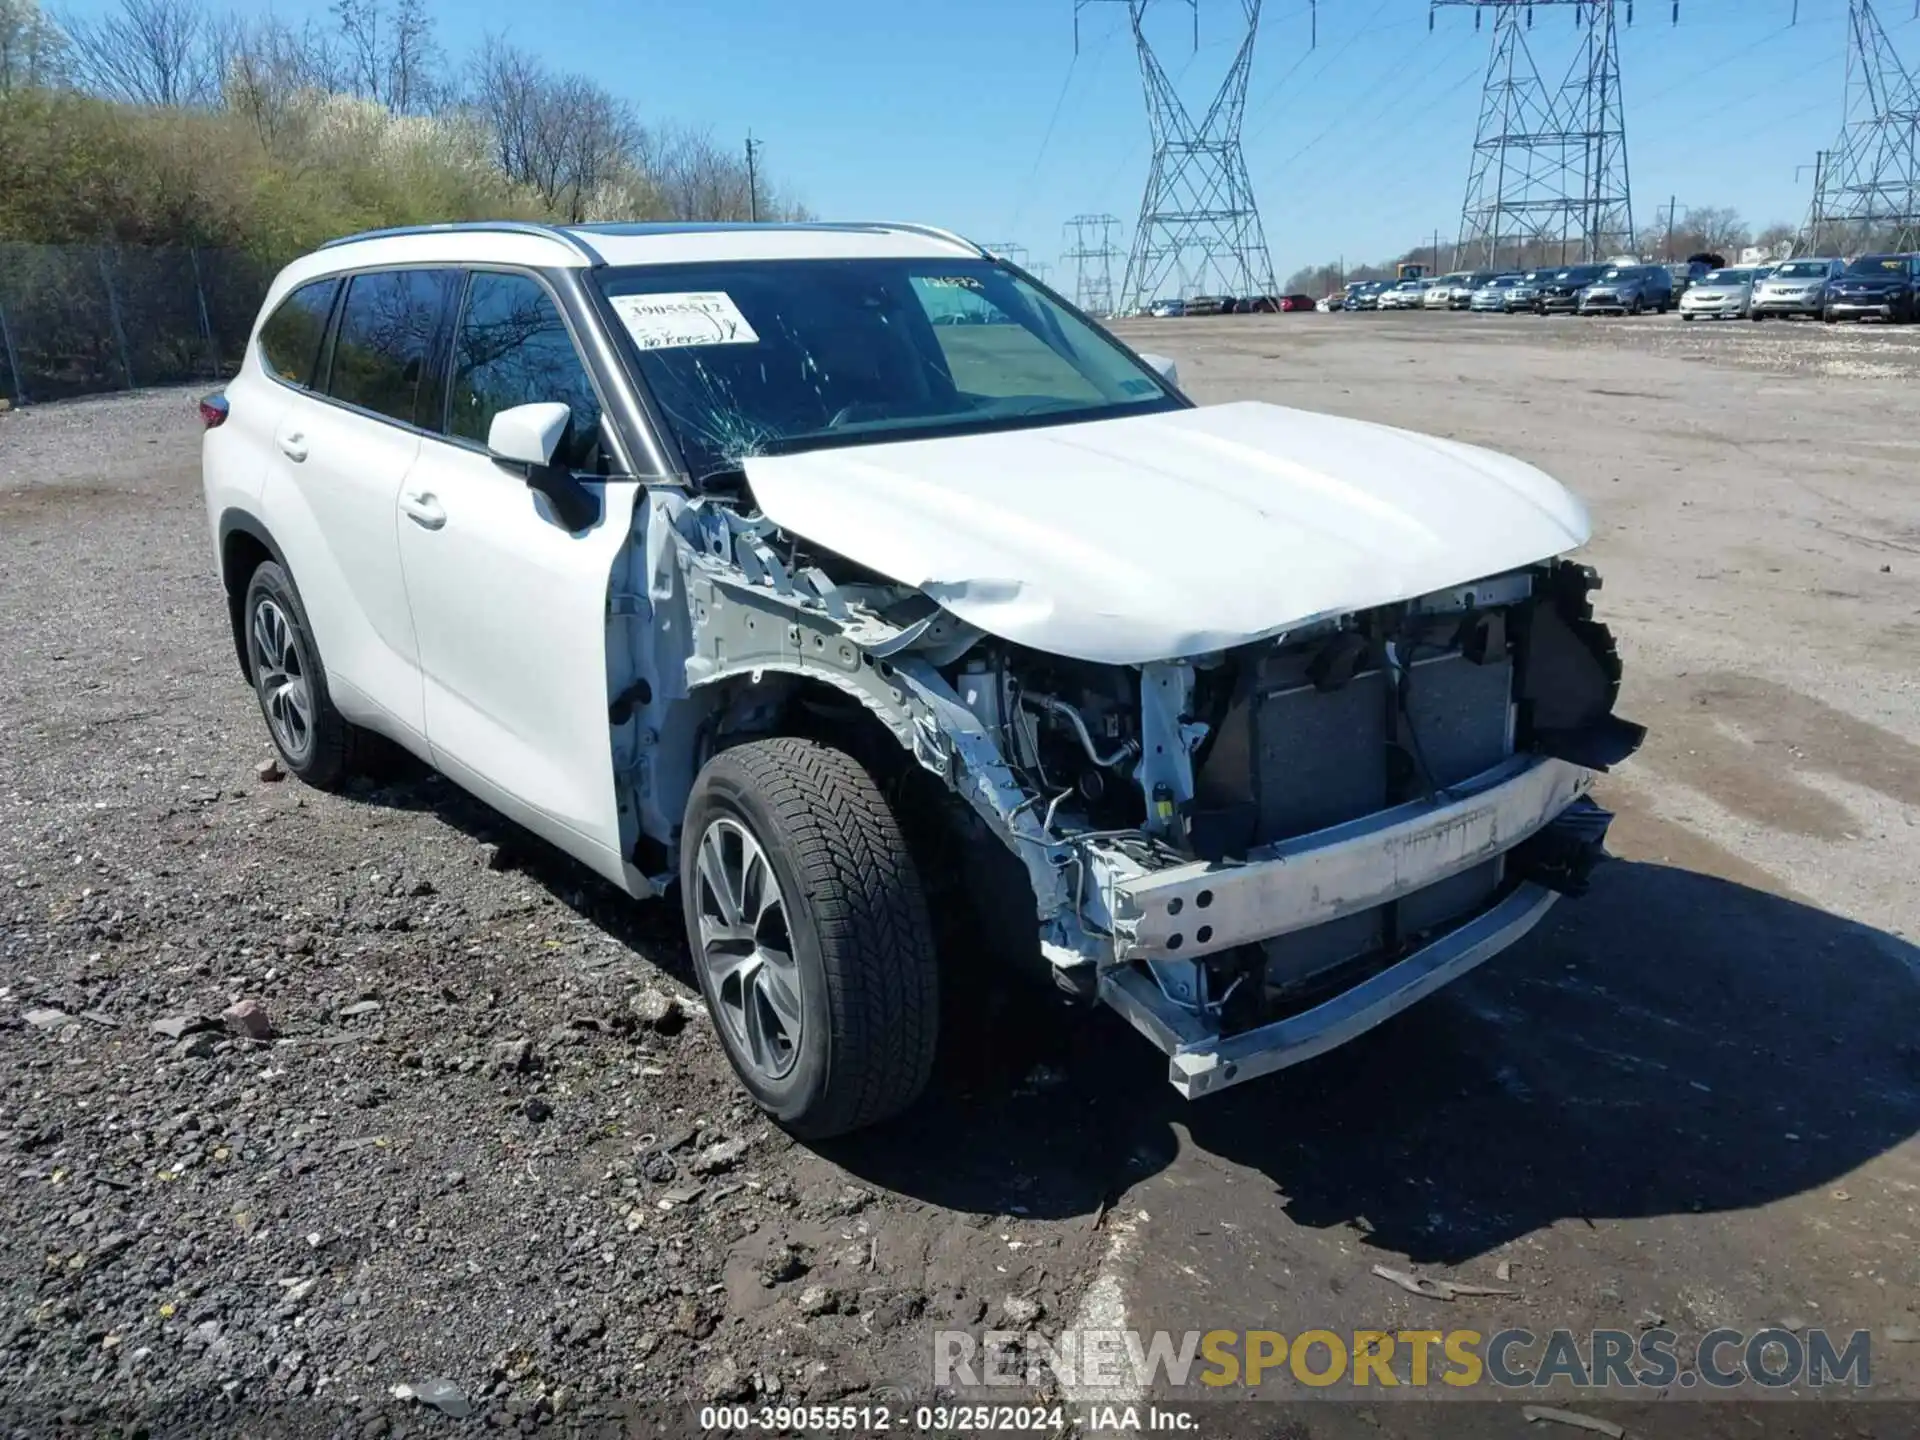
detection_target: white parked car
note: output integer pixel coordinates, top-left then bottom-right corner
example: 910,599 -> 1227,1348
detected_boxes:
202,221 -> 1643,1135
1377,279 -> 1429,310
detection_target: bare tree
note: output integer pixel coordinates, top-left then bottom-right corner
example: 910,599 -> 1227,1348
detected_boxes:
386,0 -> 435,114
327,0 -> 435,113
1753,221 -> 1799,259
57,0 -> 219,105
648,125 -> 763,222
331,0 -> 379,103
1679,206 -> 1749,258
1,0 -> 68,91
223,14 -> 345,147
468,38 -> 639,222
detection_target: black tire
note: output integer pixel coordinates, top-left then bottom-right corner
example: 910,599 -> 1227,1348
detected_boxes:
1681,313 -> 1694,322
680,737 -> 938,1138
241,561 -> 367,789
1823,308 -> 1838,324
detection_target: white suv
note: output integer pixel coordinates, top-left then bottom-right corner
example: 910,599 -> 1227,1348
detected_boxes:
203,221 -> 1642,1136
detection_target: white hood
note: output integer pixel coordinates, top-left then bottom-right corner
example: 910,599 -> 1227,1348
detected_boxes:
741,400 -> 1590,665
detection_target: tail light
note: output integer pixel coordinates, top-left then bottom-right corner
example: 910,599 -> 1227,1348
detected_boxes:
198,392 -> 229,429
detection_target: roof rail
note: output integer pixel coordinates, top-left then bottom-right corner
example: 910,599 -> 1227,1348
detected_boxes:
871,222 -> 985,257
316,221 -> 605,264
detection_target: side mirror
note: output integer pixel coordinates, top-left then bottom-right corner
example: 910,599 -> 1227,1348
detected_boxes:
486,401 -> 571,467
1138,352 -> 1181,389
486,401 -> 597,532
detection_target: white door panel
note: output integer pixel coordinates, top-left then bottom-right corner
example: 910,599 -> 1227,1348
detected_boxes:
397,439 -> 637,882
259,391 -> 426,739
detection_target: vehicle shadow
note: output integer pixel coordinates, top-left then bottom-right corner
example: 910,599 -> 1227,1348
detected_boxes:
341,762 -> 1920,1262
334,761 -> 698,988
826,858 -> 1920,1264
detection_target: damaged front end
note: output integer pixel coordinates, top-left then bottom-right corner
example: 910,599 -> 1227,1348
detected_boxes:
640,487 -> 1641,1100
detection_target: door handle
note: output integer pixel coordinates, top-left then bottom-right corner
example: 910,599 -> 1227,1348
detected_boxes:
277,432 -> 308,463
399,491 -> 446,530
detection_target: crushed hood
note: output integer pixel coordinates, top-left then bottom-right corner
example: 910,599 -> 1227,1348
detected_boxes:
741,400 -> 1590,665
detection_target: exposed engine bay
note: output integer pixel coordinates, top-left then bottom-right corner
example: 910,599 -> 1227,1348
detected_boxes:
933,561 -> 1643,1020
616,474 -> 1644,1099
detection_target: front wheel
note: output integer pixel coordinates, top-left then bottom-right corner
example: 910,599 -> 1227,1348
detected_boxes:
681,738 -> 939,1138
1823,308 -> 1838,324
1682,313 -> 1695,322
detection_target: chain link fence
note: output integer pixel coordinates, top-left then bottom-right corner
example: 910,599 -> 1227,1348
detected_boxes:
0,244 -> 273,405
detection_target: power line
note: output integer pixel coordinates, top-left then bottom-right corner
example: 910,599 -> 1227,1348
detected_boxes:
1064,212 -> 1124,313
1076,0 -> 1312,306
1434,0 -> 1674,269
1809,0 -> 1920,249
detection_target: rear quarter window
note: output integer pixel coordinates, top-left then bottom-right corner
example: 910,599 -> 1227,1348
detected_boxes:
257,278 -> 340,387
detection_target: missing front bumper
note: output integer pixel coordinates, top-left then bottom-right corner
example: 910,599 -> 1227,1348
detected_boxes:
1101,881 -> 1562,1098
1084,758 -> 1617,1099
1093,754 -> 1590,964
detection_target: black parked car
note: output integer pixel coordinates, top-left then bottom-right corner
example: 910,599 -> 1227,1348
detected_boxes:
1535,264 -> 1609,314
1823,254 -> 1920,324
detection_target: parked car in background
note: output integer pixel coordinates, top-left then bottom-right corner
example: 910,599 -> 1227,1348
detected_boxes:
1506,270 -> 1551,311
1535,264 -> 1608,314
1665,258 -> 1714,299
1576,264 -> 1674,315
206,219 -> 1641,1133
1678,267 -> 1760,320
1377,279 -> 1429,310
1148,297 -> 1186,318
1422,274 -> 1463,309
1278,294 -> 1316,312
1428,270 -> 1496,309
1345,281 -> 1386,311
1316,294 -> 1343,312
1469,273 -> 1524,311
1823,253 -> 1920,323
1749,257 -> 1844,319
1185,295 -> 1232,316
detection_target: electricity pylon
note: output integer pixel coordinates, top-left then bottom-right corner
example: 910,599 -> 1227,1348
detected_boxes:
1807,0 -> 1920,254
1064,213 -> 1123,313
982,241 -> 1032,271
1075,1 -> 1305,309
1433,0 -> 1667,270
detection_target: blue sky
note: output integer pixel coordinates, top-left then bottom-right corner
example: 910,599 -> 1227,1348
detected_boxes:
72,0 -> 1915,280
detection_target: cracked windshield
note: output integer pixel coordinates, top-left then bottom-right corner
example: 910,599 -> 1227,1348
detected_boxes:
596,258 -> 1178,479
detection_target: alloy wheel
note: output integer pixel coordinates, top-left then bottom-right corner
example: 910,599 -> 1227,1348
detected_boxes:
693,816 -> 803,1081
250,597 -> 314,765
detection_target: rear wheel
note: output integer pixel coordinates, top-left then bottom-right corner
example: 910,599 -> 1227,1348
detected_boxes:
242,562 -> 368,789
681,738 -> 939,1138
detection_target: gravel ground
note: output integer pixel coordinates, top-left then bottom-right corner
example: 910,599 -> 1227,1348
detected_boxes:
4,311 -> 1918,1436
0,392 -> 1118,1435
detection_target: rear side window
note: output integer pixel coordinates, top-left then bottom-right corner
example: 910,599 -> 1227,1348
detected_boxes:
257,278 -> 339,387
449,272 -> 606,473
327,269 -> 459,426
